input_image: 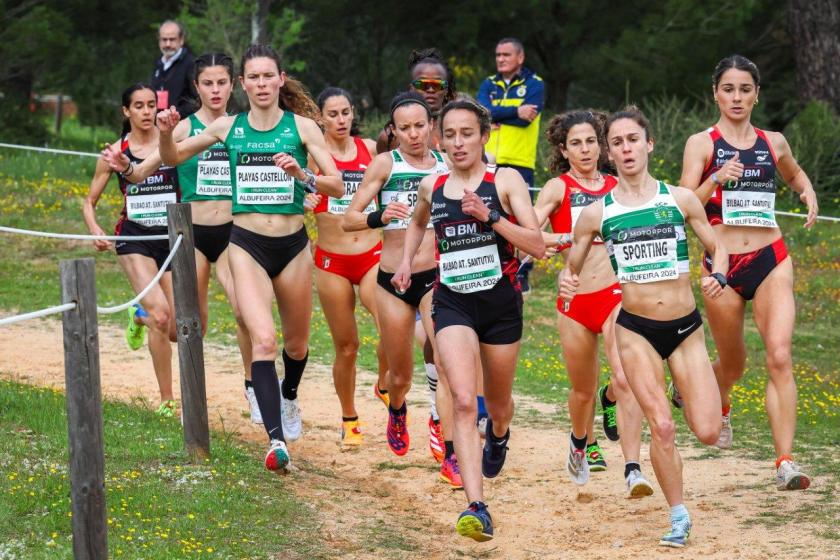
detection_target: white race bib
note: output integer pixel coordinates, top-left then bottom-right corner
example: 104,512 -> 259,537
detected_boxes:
127,193 -> 177,227
235,153 -> 293,205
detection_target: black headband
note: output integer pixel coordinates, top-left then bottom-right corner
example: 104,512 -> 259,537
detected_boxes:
389,98 -> 431,122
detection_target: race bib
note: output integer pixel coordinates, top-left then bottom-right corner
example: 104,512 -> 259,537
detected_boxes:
381,190 -> 431,230
328,170 -> 375,215
438,222 -> 502,293
235,152 -> 294,205
722,180 -> 777,227
612,224 -> 680,284
126,193 -> 177,227
196,147 -> 232,197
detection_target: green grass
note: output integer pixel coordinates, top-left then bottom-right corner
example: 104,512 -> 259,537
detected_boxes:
0,379 -> 324,559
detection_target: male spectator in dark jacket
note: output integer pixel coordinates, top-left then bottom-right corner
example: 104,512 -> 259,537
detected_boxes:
150,20 -> 196,117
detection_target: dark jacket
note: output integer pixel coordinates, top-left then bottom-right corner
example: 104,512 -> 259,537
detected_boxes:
151,48 -> 197,117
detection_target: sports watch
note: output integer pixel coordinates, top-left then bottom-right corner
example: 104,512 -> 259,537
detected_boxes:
301,168 -> 318,193
709,272 -> 727,289
484,209 -> 501,226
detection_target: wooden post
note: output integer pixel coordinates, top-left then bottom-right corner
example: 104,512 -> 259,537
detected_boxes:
54,94 -> 64,134
167,203 -> 210,460
60,258 -> 108,559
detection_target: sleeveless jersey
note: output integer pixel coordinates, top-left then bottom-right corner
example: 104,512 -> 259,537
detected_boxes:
700,126 -> 779,228
314,136 -> 375,215
225,111 -> 308,215
379,149 -> 447,230
178,114 -> 232,202
430,169 -> 518,294
600,181 -> 689,284
116,135 -> 179,229
549,173 -> 618,251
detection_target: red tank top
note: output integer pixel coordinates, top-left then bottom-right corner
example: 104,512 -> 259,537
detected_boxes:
314,136 -> 373,214
548,173 -> 618,251
115,135 -> 180,233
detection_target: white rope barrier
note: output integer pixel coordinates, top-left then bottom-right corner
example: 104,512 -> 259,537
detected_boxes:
96,234 -> 182,314
0,225 -> 169,241
776,210 -> 840,223
0,142 -> 99,158
0,303 -> 77,327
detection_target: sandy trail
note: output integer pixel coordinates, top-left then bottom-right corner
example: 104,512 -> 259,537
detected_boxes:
0,320 -> 833,559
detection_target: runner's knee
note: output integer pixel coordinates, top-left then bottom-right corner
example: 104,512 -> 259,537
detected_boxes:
251,332 -> 278,358
334,337 -> 360,360
283,340 -> 308,360
765,345 -> 792,376
693,418 -> 721,446
650,416 -> 676,448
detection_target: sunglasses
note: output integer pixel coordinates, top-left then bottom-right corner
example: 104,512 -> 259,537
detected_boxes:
411,78 -> 448,92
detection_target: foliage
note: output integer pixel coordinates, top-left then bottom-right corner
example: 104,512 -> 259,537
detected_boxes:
783,101 -> 840,208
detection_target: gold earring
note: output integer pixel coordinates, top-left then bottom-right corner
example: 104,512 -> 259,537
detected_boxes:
754,99 -> 759,106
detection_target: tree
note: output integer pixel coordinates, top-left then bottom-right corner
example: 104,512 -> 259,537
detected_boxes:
787,0 -> 840,112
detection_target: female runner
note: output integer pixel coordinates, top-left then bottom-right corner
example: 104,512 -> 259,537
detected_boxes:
534,110 -> 651,495
308,86 -> 387,447
561,106 -> 727,547
83,83 -> 179,417
393,98 -> 544,541
157,44 -> 343,470
104,54 -> 260,423
680,54 -> 818,489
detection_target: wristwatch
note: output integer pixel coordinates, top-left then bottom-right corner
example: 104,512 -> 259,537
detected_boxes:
484,209 -> 501,226
301,168 -> 318,193
709,272 -> 727,289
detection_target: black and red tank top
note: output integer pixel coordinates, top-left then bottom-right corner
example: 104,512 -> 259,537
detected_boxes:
115,135 -> 180,233
548,173 -> 618,251
314,136 -> 375,215
700,126 -> 778,228
430,169 -> 518,294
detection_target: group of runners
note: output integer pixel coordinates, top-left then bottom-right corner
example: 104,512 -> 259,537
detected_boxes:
84,45 -> 819,548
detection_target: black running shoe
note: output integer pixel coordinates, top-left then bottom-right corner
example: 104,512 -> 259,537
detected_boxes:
599,384 -> 619,441
481,417 -> 509,478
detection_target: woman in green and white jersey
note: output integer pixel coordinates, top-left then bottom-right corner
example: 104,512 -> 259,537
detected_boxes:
560,107 -> 728,549
157,44 -> 343,471
343,91 -> 448,460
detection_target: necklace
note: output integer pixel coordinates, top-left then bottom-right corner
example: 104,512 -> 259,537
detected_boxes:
569,169 -> 604,188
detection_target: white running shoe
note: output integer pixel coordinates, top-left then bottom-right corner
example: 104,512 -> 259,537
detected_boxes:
715,412 -> 732,449
477,416 -> 488,440
775,460 -> 811,491
280,380 -> 302,441
264,439 -> 290,471
245,386 -> 263,425
566,441 -> 590,486
626,469 -> 654,498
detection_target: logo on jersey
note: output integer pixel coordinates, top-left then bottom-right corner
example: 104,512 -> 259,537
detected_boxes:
128,185 -> 139,195
195,128 -> 203,134
445,226 -> 456,237
360,164 -> 368,170
240,154 -> 251,164
717,148 -> 737,159
516,85 -> 527,97
322,256 -> 331,269
234,127 -> 244,137
616,230 -> 628,242
439,239 -> 450,251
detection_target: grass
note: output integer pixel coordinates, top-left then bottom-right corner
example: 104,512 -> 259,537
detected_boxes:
0,379 -> 324,559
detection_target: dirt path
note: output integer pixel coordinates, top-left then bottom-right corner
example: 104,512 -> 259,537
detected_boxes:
0,320 -> 833,559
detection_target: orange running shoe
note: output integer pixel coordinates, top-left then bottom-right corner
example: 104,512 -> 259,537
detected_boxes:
428,415 -> 444,463
374,383 -> 390,408
386,405 -> 409,456
439,454 -> 463,489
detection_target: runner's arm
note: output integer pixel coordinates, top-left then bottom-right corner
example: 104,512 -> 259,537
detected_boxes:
297,117 -> 343,197
392,175 -> 435,292
674,186 -> 728,279
158,108 -> 227,166
770,131 -> 819,228
485,167 -> 545,258
82,156 -> 115,251
680,132 -> 718,204
533,177 -> 568,247
343,154 -> 399,231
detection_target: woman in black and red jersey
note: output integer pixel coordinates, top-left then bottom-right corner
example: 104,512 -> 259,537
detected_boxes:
533,110 -> 651,496
82,83 -> 180,417
392,98 -> 544,542
680,54 -> 818,490
307,87 -> 388,448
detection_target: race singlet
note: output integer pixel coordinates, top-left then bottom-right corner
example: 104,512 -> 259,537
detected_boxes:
234,152 -> 294,205
721,179 -> 777,227
126,167 -> 178,227
328,169 -> 375,215
380,149 -> 447,230
438,222 -> 502,293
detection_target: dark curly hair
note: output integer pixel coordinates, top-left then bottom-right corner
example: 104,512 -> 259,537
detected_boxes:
545,110 -> 609,174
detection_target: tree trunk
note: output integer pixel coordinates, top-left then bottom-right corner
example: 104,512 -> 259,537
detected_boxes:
251,0 -> 273,44
787,0 -> 840,111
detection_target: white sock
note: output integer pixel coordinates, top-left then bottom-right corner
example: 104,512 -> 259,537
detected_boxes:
425,363 -> 438,420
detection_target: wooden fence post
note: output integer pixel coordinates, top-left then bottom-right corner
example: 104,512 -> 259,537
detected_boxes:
60,257 -> 108,559
167,203 -> 210,460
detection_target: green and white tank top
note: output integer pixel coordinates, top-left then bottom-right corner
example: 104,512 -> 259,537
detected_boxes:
600,181 -> 689,284
225,111 -> 308,215
178,114 -> 232,202
379,149 -> 447,230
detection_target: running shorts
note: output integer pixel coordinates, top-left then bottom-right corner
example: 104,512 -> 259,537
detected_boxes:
314,241 -> 382,285
557,282 -> 622,334
432,276 -> 523,345
229,225 -> 309,279
703,237 -> 788,301
616,308 -> 702,360
193,222 -> 232,263
377,268 -> 436,309
114,220 -> 172,271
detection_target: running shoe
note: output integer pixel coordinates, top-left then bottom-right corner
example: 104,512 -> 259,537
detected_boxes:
386,406 -> 409,456
667,381 -> 684,409
775,460 -> 811,491
244,386 -> 263,424
566,439 -> 590,486
585,442 -> 607,472
279,380 -> 302,442
428,415 -> 444,463
439,454 -> 463,489
477,414 -> 488,439
659,516 -> 691,548
155,399 -> 176,418
264,439 -> 290,471
715,411 -> 732,449
481,417 -> 509,479
374,384 -> 390,409
456,502 -> 493,542
340,419 -> 363,448
599,384 -> 619,441
125,304 -> 147,351
626,468 -> 654,498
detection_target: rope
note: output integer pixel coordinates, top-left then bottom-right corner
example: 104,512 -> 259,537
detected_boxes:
0,225 -> 169,241
96,234 -> 182,314
0,142 -> 99,158
776,210 -> 840,223
0,303 -> 77,327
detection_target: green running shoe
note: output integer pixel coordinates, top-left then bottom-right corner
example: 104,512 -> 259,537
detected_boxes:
155,400 -> 176,418
586,442 -> 607,472
126,304 -> 147,351
599,384 -> 619,441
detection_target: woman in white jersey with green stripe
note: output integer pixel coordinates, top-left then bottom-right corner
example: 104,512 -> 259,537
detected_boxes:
157,44 -> 343,471
560,106 -> 728,549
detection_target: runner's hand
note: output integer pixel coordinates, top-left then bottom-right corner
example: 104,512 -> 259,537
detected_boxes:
716,153 -> 743,183
382,200 -> 411,224
391,261 -> 412,294
89,226 -> 112,252
543,245 -> 558,258
701,276 -> 724,299
303,193 -> 321,211
272,152 -> 305,180
101,143 -> 129,173
558,268 -> 579,303
156,107 -> 180,134
461,190 -> 490,222
800,187 -> 818,229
